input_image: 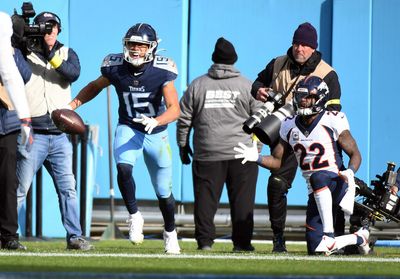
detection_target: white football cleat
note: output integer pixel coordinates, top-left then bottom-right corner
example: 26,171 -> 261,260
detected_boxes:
163,229 -> 181,254
127,211 -> 144,245
355,227 -> 370,255
315,235 -> 337,255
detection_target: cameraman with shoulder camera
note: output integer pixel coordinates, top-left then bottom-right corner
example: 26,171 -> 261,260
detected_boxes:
0,10 -> 32,250
15,10 -> 92,250
251,22 -> 342,253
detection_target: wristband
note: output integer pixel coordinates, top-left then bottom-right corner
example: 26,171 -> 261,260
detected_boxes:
256,154 -> 263,164
21,118 -> 32,126
49,54 -> 63,69
325,99 -> 341,106
251,134 -> 259,142
348,165 -> 356,173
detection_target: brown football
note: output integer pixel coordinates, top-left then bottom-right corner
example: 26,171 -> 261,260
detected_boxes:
51,109 -> 86,135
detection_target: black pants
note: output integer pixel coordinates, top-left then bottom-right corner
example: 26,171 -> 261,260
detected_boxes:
267,143 -> 345,236
267,146 -> 297,235
0,131 -> 19,242
192,159 -> 258,248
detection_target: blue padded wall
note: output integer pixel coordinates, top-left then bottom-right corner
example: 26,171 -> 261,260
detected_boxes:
331,0 -> 372,185
184,0 -> 333,204
369,0 -> 400,175
1,0 -> 188,236
2,0 -> 400,237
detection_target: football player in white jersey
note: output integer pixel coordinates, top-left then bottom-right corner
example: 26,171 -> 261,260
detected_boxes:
235,76 -> 370,255
70,23 -> 180,254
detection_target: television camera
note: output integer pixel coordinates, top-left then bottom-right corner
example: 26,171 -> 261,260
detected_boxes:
339,162 -> 400,255
11,2 -> 53,55
353,162 -> 400,227
242,91 -> 294,145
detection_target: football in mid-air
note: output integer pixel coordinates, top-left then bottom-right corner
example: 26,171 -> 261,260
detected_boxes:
51,109 -> 86,135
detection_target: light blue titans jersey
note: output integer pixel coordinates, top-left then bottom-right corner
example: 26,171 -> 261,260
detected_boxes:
101,54 -> 178,134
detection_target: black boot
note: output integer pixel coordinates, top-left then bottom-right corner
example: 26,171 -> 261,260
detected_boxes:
1,239 -> 27,250
272,233 -> 287,253
233,244 -> 255,252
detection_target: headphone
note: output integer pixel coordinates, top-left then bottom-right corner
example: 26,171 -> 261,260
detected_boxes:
34,12 -> 62,33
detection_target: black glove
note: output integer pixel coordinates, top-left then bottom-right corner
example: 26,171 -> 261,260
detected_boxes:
179,145 -> 193,165
11,14 -> 26,49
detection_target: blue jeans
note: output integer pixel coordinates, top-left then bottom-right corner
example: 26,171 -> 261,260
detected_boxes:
16,133 -> 82,240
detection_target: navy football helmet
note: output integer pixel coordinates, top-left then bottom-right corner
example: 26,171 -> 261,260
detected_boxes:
293,76 -> 329,116
123,23 -> 158,67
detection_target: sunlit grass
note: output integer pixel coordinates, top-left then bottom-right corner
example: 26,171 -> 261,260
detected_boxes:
0,239 -> 399,276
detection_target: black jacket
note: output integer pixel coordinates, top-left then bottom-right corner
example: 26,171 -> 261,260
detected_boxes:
251,47 -> 341,111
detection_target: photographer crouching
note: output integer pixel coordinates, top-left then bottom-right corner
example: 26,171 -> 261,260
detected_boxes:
13,4 -> 93,250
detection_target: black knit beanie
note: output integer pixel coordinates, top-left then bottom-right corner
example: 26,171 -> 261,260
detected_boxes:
212,37 -> 238,65
292,22 -> 318,49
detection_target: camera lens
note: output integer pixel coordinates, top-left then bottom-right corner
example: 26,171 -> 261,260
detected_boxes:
242,102 -> 274,134
252,104 -> 294,145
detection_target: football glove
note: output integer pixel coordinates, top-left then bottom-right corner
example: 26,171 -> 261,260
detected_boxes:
20,118 -> 34,152
133,114 -> 159,134
339,169 -> 354,183
339,168 -> 356,215
233,140 -> 259,164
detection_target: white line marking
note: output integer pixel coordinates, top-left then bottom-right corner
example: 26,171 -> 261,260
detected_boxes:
181,238 -> 307,245
0,252 -> 399,263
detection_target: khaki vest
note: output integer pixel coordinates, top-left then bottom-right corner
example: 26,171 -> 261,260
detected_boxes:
271,55 -> 333,103
26,46 -> 71,117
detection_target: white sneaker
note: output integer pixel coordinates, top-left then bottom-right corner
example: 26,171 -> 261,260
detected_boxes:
163,229 -> 181,254
127,211 -> 144,245
355,227 -> 370,255
315,235 -> 337,255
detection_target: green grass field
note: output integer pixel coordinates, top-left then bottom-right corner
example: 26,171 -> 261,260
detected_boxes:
0,239 -> 399,277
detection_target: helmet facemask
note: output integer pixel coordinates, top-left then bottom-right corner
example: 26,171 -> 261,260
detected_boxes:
293,77 -> 329,116
123,38 -> 157,67
122,24 -> 158,67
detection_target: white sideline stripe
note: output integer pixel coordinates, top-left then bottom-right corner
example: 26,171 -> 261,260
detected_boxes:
181,238 -> 307,245
0,252 -> 399,263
